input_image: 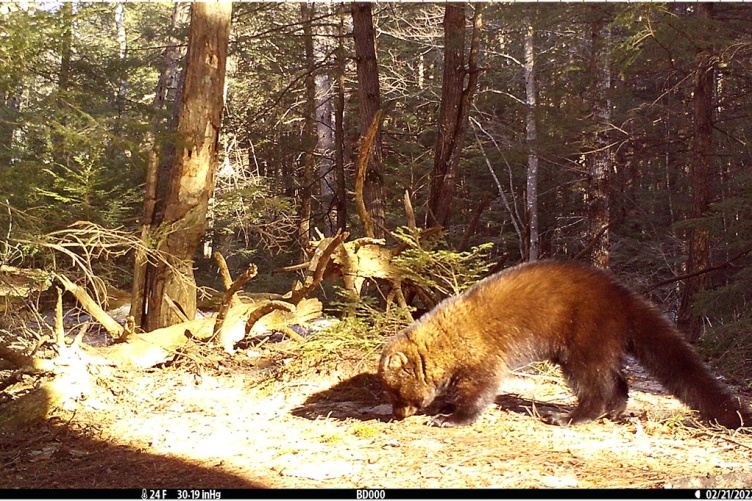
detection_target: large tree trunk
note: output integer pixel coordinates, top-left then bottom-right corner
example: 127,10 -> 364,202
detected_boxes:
352,2 -> 385,238
428,5 -> 482,229
587,11 -> 612,269
524,17 -> 539,262
142,2 -> 232,331
679,3 -> 714,342
131,2 -> 191,328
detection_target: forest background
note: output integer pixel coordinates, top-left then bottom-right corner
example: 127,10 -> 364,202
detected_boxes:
1,2 -> 751,384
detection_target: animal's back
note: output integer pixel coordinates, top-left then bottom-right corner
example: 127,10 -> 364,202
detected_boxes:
433,261 -> 638,365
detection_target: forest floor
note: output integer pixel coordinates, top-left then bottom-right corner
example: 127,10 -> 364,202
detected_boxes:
1,336 -> 752,491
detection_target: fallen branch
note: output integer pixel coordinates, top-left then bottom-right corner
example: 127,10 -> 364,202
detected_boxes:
278,326 -> 306,343
56,274 -> 124,338
244,300 -> 295,336
290,230 -> 348,304
643,245 -> 752,294
213,251 -> 234,290
573,222 -> 614,262
214,263 -> 258,338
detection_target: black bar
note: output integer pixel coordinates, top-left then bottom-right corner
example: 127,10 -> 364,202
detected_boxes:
0,488 -> 710,500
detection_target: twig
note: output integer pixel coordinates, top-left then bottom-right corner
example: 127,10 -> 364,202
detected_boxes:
273,262 -> 310,273
213,263 -> 258,338
54,286 -> 65,348
642,245 -> 752,293
279,326 -> 306,343
573,222 -> 614,262
163,294 -> 190,324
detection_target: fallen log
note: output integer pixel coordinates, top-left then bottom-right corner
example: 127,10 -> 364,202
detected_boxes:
98,297 -> 323,366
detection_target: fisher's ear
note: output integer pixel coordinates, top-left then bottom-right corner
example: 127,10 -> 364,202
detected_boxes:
385,351 -> 409,371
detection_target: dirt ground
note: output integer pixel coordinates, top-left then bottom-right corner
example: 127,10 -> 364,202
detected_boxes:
1,339 -> 751,491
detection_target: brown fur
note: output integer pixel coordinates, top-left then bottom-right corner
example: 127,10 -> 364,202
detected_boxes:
379,260 -> 750,428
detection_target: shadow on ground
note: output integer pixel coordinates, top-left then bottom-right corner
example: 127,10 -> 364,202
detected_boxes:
0,424 -> 265,489
291,373 -> 387,422
493,393 -> 572,420
290,372 -> 576,425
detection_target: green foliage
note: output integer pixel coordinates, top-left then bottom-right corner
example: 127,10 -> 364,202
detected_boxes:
38,152 -> 141,228
329,290 -> 414,338
291,295 -> 409,372
391,227 -> 494,297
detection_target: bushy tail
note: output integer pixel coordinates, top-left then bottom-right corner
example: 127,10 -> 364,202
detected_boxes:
629,300 -> 750,429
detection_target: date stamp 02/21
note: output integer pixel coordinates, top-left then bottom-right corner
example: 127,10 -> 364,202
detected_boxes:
142,489 -> 221,500
704,490 -> 752,500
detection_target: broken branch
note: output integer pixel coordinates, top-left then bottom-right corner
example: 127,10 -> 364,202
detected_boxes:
213,263 -> 258,338
56,274 -> 124,338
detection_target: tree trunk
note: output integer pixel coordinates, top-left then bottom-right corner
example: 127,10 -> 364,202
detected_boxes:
114,2 -> 127,132
131,2 -> 191,328
298,2 -> 315,254
679,3 -> 714,342
58,3 -> 72,95
524,18 -> 539,262
54,2 -> 74,168
352,2 -> 385,238
315,5 -> 336,236
142,2 -> 232,331
156,3 -> 191,225
335,5 -> 348,233
428,5 -> 482,229
587,12 -> 612,269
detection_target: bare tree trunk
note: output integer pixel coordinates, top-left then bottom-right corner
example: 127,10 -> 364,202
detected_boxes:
315,5 -> 336,236
298,2 -> 315,254
428,5 -> 482,229
143,2 -> 232,331
524,18 -> 539,262
679,2 -> 714,342
352,2 -> 385,238
587,12 -> 612,269
335,4 -> 348,234
131,2 -> 191,328
156,4 -> 191,224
